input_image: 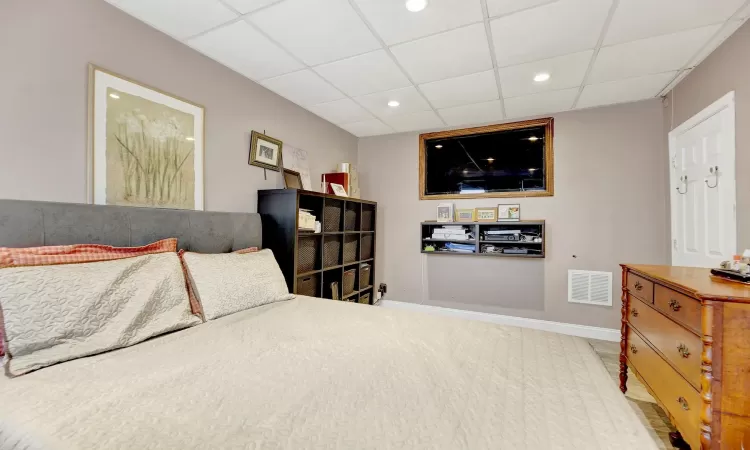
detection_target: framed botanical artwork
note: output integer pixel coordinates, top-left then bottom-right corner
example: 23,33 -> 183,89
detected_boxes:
88,65 -> 204,210
475,207 -> 497,222
498,204 -> 521,221
249,131 -> 283,171
436,203 -> 454,223
283,169 -> 303,189
455,208 -> 475,222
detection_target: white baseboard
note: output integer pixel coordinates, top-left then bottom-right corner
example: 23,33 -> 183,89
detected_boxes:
380,300 -> 620,342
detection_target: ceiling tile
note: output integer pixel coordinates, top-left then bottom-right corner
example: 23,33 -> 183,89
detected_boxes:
353,0 -> 483,45
390,24 -> 493,84
308,98 -> 374,124
261,70 -> 345,106
504,88 -> 578,118
419,70 -> 498,109
438,100 -> 505,126
577,72 -> 677,109
487,0 -> 556,18
381,111 -> 444,132
498,50 -> 592,98
491,0 -> 611,67
589,25 -> 720,84
604,0 -> 745,46
220,0 -> 280,14
313,50 -> 411,97
113,0 -> 237,39
187,21 -> 303,81
248,0 -> 380,66
339,119 -> 394,137
354,86 -> 432,119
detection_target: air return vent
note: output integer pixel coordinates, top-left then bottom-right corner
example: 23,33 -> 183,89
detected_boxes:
568,270 -> 613,306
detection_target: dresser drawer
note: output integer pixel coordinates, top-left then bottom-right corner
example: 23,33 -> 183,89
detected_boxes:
628,297 -> 702,390
627,328 -> 701,450
627,272 -> 653,303
653,285 -> 702,335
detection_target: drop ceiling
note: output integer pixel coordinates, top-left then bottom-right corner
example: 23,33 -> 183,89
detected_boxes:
105,0 -> 750,137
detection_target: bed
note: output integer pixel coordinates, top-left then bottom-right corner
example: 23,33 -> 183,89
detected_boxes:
0,200 -> 657,450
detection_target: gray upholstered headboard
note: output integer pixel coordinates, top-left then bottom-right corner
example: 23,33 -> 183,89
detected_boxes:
0,199 -> 262,252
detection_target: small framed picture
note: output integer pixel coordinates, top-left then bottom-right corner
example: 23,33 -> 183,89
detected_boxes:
249,131 -> 283,171
455,208 -> 475,222
330,183 -> 348,197
475,207 -> 497,222
436,203 -> 454,222
498,204 -> 521,222
283,169 -> 303,189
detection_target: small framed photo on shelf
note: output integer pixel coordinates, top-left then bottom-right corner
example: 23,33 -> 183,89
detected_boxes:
436,203 -> 454,223
498,204 -> 520,221
329,183 -> 348,197
475,207 -> 497,222
455,208 -> 475,222
283,169 -> 303,189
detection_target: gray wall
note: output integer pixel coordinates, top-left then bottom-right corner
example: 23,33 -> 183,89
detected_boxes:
359,100 -> 669,329
0,0 -> 357,213
664,21 -> 750,252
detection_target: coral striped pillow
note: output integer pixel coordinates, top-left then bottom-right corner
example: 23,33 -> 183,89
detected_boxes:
0,238 -> 179,357
0,239 -> 178,269
177,247 -> 259,319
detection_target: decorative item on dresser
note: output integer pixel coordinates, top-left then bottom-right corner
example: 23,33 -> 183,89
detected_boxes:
620,264 -> 750,450
258,189 -> 377,304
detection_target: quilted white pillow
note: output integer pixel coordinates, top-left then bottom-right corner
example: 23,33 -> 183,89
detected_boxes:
182,249 -> 294,320
0,253 -> 201,376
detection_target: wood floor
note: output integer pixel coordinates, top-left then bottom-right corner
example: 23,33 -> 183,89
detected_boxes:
588,339 -> 679,449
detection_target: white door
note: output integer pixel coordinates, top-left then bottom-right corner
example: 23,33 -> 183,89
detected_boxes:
669,92 -> 736,267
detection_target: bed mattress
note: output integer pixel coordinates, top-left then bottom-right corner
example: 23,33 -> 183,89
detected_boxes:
0,297 -> 657,449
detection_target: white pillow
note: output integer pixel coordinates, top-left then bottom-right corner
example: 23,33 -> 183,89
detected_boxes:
0,253 -> 201,376
182,249 -> 294,320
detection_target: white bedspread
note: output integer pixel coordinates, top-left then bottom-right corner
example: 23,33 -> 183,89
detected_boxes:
0,297 -> 657,450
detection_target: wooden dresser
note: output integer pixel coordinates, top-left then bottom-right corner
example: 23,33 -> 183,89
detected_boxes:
620,264 -> 750,450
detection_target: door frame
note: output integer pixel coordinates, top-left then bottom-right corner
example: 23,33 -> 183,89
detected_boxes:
668,91 -> 737,266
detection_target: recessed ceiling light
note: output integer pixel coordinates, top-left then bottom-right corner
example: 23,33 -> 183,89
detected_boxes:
109,93 -> 120,99
462,169 -> 469,174
528,136 -> 539,142
405,0 -> 428,12
435,144 -> 443,149
487,158 -> 495,162
387,100 -> 400,108
533,72 -> 550,82
185,137 -> 195,141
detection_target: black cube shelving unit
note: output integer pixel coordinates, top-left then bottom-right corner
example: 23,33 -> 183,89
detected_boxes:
258,189 -> 377,305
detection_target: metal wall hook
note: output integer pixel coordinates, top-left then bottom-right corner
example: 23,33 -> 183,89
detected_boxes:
676,175 -> 688,194
705,166 -> 719,188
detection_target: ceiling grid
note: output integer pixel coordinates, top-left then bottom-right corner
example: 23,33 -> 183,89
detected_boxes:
107,0 -> 750,137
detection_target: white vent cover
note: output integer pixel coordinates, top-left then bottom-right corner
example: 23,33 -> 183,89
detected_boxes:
568,270 -> 613,306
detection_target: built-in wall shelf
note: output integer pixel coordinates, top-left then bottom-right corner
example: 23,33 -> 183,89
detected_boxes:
420,220 -> 545,258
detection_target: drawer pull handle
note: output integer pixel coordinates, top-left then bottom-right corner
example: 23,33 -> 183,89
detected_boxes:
634,281 -> 643,291
677,397 -> 689,411
669,299 -> 682,312
631,308 -> 639,317
677,343 -> 690,358
630,344 -> 638,354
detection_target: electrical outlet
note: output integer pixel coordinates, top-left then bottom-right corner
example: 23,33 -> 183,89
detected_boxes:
378,283 -> 387,296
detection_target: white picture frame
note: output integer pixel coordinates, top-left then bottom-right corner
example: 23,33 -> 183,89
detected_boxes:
497,204 -> 521,222
436,203 -> 454,223
330,183 -> 348,197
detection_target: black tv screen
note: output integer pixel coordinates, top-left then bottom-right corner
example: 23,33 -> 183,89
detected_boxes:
423,124 -> 549,196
